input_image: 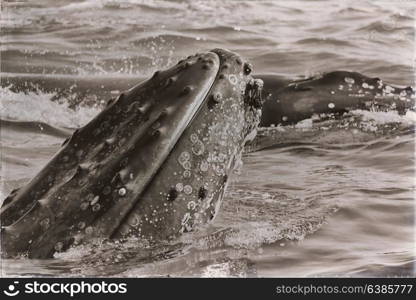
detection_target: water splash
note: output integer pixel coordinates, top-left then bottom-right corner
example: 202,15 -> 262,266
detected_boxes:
0,86 -> 101,128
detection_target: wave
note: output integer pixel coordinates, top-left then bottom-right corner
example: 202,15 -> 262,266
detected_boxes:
337,7 -> 370,14
246,110 -> 416,152
360,64 -> 415,86
0,119 -> 71,138
350,109 -> 416,125
184,25 -> 253,35
358,20 -> 414,33
57,0 -> 187,12
0,86 -> 100,129
295,38 -> 353,47
131,33 -> 215,47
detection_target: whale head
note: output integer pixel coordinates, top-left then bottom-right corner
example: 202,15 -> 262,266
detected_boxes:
1,48 -> 263,258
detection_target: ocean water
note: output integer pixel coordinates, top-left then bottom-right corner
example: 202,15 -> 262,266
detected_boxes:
1,0 -> 415,277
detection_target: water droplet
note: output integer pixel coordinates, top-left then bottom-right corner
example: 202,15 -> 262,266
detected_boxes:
282,116 -> 288,122
91,195 -> 100,205
328,103 -> 335,109
118,187 -> 127,196
344,77 -> 355,84
183,170 -> 191,178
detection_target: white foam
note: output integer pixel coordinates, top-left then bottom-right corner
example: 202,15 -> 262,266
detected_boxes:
201,262 -> 232,278
350,109 -> 416,125
0,86 -> 101,128
224,222 -> 284,249
58,0 -> 186,11
294,118 -> 313,129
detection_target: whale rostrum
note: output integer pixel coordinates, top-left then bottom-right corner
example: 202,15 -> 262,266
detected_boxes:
0,49 -> 264,258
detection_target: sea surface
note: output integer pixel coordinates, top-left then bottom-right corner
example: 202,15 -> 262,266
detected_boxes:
1,0 -> 415,277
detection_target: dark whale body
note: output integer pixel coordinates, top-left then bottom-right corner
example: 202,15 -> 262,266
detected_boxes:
258,71 -> 415,126
1,49 -> 263,258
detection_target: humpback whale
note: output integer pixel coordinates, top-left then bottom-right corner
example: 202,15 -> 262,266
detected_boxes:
1,49 -> 414,259
0,49 -> 263,258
